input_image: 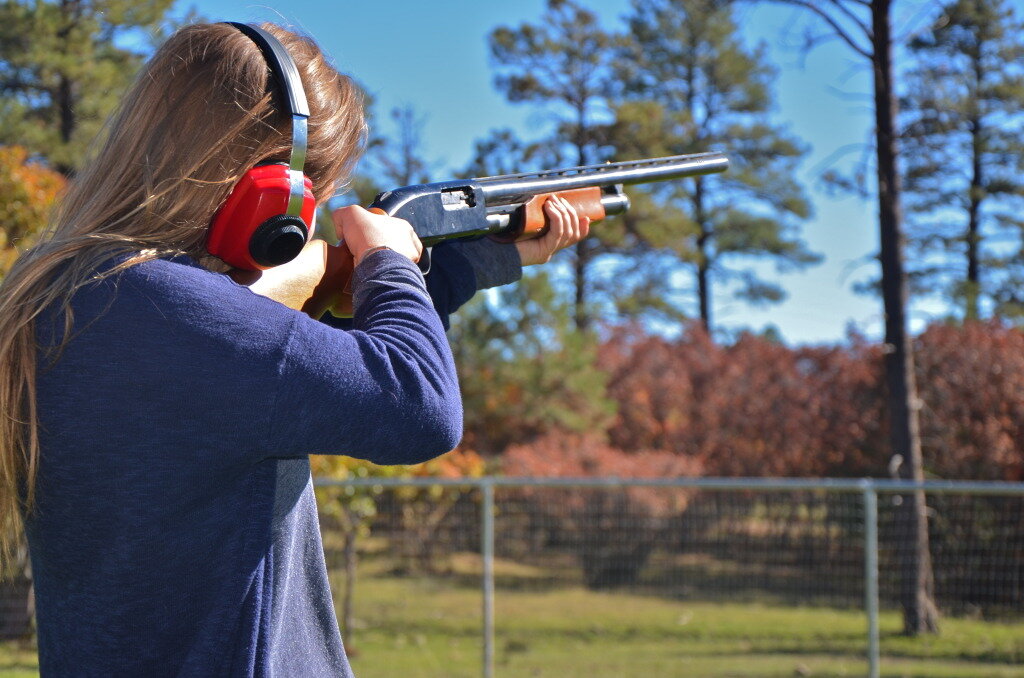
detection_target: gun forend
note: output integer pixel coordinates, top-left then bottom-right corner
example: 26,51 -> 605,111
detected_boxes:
484,186 -> 630,241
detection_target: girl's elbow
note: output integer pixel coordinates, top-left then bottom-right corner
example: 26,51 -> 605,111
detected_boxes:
412,396 -> 463,462
434,405 -> 464,456
376,394 -> 462,465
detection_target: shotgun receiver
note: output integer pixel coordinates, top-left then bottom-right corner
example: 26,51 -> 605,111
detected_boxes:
368,151 -> 729,245
298,152 -> 729,317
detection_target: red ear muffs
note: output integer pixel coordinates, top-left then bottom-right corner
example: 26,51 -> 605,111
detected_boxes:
207,163 -> 316,271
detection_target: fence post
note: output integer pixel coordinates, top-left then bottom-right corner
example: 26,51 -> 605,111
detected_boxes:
481,479 -> 495,678
863,481 -> 880,678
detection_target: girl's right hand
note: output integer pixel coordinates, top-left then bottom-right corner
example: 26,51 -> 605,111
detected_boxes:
332,205 -> 423,266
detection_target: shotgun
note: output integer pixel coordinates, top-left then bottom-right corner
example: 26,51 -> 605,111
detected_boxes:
300,152 -> 729,317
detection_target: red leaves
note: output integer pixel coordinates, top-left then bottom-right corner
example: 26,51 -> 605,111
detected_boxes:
916,322 -> 1024,481
499,321 -> 1023,482
597,325 -> 887,477
504,431 -> 702,515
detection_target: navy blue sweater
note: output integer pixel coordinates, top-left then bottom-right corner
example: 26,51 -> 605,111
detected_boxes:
27,240 -> 519,676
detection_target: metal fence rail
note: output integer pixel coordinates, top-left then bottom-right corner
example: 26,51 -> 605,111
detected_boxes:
315,477 -> 1024,678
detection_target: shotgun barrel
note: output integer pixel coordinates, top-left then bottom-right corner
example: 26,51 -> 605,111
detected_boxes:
476,152 -> 729,205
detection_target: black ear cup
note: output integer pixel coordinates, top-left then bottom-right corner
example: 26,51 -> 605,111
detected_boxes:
249,214 -> 310,267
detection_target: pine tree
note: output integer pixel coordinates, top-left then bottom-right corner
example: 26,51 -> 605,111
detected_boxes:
901,0 -> 1024,320
462,128 -> 553,179
613,0 -> 818,333
448,270 -> 613,455
365,104 -> 435,188
0,0 -> 179,175
488,0 -> 616,331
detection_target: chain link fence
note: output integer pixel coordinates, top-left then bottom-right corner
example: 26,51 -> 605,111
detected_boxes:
0,478 -> 1020,676
316,478 -> 1024,678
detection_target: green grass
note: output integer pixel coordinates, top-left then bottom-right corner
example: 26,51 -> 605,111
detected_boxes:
1,553 -> 1022,677
338,573 -> 1024,678
0,640 -> 38,678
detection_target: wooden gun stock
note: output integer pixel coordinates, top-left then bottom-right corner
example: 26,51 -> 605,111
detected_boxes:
236,239 -> 355,318
301,242 -> 355,318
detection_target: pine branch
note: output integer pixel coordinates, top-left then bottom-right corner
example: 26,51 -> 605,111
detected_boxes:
894,0 -> 947,44
770,0 -> 872,59
823,0 -> 873,41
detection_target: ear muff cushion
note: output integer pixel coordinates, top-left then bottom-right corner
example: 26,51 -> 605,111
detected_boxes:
207,164 -> 316,270
250,214 -> 309,267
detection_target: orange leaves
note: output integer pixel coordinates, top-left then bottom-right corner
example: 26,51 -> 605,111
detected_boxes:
310,448 -> 486,481
410,448 -> 486,479
0,146 -> 65,277
503,432 -> 702,516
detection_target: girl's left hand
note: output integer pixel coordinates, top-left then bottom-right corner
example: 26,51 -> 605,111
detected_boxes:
515,195 -> 592,267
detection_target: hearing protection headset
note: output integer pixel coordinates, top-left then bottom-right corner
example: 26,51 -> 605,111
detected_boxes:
206,22 -> 316,271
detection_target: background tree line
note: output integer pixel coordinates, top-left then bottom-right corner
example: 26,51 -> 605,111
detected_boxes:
352,0 -> 1024,636
1,0 -> 1023,638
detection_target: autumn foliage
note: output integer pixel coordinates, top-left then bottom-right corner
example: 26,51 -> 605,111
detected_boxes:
915,323 -> 1024,481
504,433 -> 702,587
0,146 -> 64,277
493,322 -> 1023,483
595,325 -> 888,478
504,432 -> 701,512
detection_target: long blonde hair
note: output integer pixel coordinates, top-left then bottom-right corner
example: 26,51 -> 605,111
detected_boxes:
0,22 -> 366,568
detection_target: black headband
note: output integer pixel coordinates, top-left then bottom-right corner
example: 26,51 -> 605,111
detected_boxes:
224,22 -> 309,118
224,22 -> 309,216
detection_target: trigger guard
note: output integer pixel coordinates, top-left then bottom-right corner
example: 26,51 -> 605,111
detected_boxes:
418,247 -> 432,275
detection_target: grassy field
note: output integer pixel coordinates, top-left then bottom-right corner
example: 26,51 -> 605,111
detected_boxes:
1,555 -> 1021,677
339,573 -> 1024,678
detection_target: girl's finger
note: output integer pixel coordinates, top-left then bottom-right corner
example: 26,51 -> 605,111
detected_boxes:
554,196 -> 574,248
544,198 -> 567,248
579,216 -> 591,242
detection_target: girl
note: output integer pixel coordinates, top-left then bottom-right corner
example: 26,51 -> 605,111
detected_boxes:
0,22 -> 587,676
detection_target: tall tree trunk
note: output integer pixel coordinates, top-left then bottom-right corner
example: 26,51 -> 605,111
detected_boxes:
871,0 -> 939,636
573,126 -> 590,332
54,0 -> 81,176
57,75 -> 74,146
685,48 -> 714,333
694,177 -> 712,333
965,48 -> 984,321
967,114 -> 982,320
697,256 -> 711,333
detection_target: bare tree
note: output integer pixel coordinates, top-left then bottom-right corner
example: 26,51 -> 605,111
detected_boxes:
369,104 -> 435,187
765,0 -> 940,635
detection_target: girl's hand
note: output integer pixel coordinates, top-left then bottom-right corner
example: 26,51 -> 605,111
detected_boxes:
514,195 -> 592,266
240,206 -> 423,318
332,205 -> 423,265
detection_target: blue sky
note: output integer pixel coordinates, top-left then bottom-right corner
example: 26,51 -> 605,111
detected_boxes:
179,0 -> 953,345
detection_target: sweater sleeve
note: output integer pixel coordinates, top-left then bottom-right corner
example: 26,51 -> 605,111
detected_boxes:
264,248 -> 462,464
319,237 -> 522,332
